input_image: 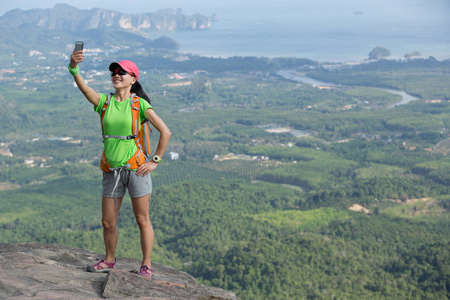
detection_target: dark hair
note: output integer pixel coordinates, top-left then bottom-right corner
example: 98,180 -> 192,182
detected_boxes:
131,81 -> 151,104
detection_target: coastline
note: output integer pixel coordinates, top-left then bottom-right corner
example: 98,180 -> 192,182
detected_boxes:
153,21 -> 450,63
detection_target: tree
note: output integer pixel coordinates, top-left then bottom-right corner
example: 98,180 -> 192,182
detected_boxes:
369,47 -> 391,60
404,51 -> 421,59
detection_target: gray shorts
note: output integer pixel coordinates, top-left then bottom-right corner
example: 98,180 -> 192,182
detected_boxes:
102,169 -> 152,198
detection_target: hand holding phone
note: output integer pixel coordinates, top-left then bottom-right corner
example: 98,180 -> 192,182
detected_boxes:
74,41 -> 84,52
70,41 -> 84,67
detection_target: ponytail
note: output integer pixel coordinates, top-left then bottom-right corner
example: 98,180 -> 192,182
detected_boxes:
131,81 -> 151,104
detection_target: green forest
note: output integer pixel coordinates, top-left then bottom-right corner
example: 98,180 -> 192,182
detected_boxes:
0,46 -> 449,299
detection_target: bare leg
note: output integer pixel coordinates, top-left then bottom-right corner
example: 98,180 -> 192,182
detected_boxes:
131,194 -> 153,267
102,195 -> 123,263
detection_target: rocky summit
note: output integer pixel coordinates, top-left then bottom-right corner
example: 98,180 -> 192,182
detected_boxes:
0,4 -> 211,34
0,243 -> 239,299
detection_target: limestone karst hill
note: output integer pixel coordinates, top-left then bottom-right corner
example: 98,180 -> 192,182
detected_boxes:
0,243 -> 239,299
0,4 -> 211,34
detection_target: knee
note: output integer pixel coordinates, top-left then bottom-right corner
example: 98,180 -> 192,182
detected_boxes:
135,215 -> 151,229
102,218 -> 116,231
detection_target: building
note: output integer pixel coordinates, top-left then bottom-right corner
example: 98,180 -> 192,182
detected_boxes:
169,152 -> 179,160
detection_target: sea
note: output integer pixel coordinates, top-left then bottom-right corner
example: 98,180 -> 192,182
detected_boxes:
143,0 -> 450,63
2,0 -> 450,63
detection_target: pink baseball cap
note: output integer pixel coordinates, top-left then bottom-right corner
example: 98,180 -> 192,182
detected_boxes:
109,60 -> 139,80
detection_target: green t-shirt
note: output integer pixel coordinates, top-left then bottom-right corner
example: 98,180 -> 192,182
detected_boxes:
94,93 -> 153,168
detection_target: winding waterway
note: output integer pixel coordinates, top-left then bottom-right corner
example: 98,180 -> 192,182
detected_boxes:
383,89 -> 419,108
276,70 -> 419,108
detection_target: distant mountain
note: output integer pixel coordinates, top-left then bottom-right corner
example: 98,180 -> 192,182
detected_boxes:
0,23 -> 180,62
0,3 -> 212,35
0,4 -> 212,61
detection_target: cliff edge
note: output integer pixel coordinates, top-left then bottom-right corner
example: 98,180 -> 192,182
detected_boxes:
0,243 -> 239,299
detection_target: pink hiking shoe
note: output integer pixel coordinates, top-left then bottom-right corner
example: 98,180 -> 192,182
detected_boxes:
86,258 -> 116,273
137,265 -> 153,279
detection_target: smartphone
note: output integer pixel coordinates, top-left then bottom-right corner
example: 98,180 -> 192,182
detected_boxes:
74,41 -> 84,51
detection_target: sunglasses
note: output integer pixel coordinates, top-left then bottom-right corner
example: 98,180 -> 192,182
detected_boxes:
110,69 -> 134,77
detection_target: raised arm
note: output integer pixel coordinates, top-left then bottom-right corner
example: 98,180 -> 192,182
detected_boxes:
69,49 -> 101,106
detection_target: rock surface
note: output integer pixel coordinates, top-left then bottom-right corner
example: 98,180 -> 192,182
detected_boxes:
0,243 -> 239,299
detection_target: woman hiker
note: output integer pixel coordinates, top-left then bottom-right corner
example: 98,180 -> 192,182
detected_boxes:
68,46 -> 171,278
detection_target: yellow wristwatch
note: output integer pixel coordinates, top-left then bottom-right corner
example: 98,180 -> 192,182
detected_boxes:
152,155 -> 162,163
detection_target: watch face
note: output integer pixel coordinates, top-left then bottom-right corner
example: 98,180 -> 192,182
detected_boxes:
153,155 -> 160,162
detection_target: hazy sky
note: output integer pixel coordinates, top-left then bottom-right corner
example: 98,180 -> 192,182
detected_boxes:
1,0 -> 449,17
2,0 -> 236,15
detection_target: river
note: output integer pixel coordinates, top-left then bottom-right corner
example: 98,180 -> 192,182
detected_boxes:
276,70 -> 419,108
383,89 -> 419,108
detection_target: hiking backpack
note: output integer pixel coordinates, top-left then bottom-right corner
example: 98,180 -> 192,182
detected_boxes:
99,93 -> 152,172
